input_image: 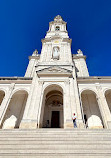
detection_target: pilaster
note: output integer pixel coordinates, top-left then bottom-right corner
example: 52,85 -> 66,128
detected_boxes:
20,73 -> 38,129
35,80 -> 44,128
69,78 -> 77,113
72,67 -> 84,128
64,79 -> 73,128
95,83 -> 111,129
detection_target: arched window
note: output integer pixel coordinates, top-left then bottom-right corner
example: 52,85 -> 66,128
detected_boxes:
55,26 -> 60,31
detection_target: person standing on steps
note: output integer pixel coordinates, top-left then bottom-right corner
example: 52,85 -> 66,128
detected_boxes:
72,113 -> 77,128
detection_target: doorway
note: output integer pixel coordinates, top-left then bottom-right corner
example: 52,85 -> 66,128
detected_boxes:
51,111 -> 60,128
41,85 -> 63,128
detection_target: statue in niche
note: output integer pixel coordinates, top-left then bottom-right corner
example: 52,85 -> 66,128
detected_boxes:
52,47 -> 59,60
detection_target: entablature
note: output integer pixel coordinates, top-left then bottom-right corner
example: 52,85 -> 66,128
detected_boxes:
0,77 -> 32,84
41,37 -> 71,44
77,77 -> 111,83
72,54 -> 86,60
29,55 -> 40,60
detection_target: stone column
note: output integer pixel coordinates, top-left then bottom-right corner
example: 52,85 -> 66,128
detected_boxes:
34,80 -> 44,128
70,78 -> 77,113
0,83 -> 15,126
20,73 -> 38,129
72,67 -> 84,128
20,74 -> 44,129
95,83 -> 111,129
64,80 -> 73,128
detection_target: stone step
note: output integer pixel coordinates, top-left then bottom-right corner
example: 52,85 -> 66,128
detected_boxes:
0,129 -> 111,158
0,131 -> 111,134
0,149 -> 111,154
0,134 -> 110,138
0,140 -> 110,145
0,131 -> 110,135
0,129 -> 111,133
0,155 -> 110,158
0,144 -> 111,149
0,137 -> 110,141
0,134 -> 110,137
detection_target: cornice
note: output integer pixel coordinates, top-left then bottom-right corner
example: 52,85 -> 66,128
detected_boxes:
72,54 -> 86,60
0,77 -> 32,84
49,21 -> 66,25
77,76 -> 111,83
41,37 -> 71,44
29,55 -> 40,60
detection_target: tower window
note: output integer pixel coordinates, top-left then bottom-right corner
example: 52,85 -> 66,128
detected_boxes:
55,26 -> 60,31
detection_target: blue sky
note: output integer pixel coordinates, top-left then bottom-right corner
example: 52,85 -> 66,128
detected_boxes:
0,0 -> 111,76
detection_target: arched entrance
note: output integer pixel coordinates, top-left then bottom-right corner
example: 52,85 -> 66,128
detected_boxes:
0,90 -> 5,106
105,90 -> 111,113
39,84 -> 63,128
81,90 -> 104,129
2,90 -> 28,129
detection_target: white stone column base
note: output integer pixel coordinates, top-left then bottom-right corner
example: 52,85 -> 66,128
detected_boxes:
107,121 -> 111,129
77,119 -> 84,129
64,119 -> 74,129
20,119 -> 37,129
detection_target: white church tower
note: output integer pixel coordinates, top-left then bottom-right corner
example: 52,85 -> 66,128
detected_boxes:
25,15 -> 89,78
1,15 -> 111,130
20,15 -> 89,129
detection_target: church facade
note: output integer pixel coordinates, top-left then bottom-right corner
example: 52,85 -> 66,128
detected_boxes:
0,15 -> 111,129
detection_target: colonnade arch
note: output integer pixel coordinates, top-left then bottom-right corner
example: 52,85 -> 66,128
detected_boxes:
2,90 -> 28,129
81,90 -> 104,129
105,89 -> 111,114
39,84 -> 64,128
0,90 -> 5,106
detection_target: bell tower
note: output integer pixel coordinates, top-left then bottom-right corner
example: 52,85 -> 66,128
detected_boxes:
21,15 -> 89,129
25,15 -> 89,78
39,15 -> 73,64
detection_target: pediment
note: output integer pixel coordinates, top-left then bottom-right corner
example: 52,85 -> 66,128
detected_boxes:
36,66 -> 72,77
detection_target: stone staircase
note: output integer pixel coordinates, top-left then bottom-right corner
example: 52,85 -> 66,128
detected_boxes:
0,129 -> 111,158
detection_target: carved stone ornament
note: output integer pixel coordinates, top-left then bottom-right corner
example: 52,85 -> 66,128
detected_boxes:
54,15 -> 63,22
77,49 -> 83,55
32,49 -> 39,56
48,102 -> 62,108
37,66 -> 71,73
48,67 -> 62,73
36,66 -> 72,77
96,85 -> 102,91
95,83 -> 102,91
9,83 -> 15,91
64,79 -> 70,85
38,81 -> 44,85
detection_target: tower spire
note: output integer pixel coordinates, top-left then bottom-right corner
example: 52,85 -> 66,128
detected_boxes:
54,15 -> 63,22
45,15 -> 69,39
